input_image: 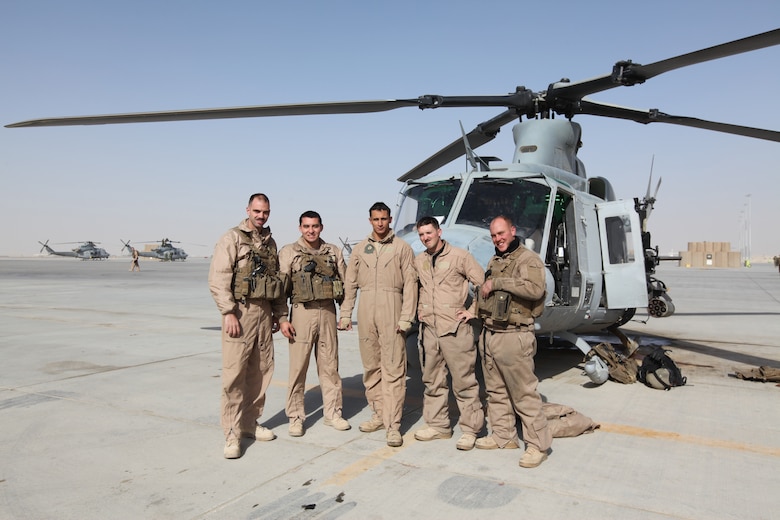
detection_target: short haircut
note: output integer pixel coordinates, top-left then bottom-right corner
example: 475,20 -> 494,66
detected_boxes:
416,216 -> 440,230
491,215 -> 514,228
248,193 -> 270,206
299,210 -> 322,225
369,202 -> 391,215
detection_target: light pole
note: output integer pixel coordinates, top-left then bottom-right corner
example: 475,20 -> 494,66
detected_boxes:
745,194 -> 752,267
739,209 -> 745,263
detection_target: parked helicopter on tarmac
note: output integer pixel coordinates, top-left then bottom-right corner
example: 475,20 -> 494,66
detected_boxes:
121,239 -> 188,261
10,29 -> 780,362
38,240 -> 110,260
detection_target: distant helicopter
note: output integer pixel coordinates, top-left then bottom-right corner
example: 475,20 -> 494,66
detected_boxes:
10,29 -> 780,360
121,238 -> 188,261
38,240 -> 110,260
338,237 -> 359,261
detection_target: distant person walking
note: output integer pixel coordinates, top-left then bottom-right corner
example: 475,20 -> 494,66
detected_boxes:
129,247 -> 140,272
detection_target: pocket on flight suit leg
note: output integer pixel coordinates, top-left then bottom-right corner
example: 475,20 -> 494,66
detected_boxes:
222,337 -> 250,379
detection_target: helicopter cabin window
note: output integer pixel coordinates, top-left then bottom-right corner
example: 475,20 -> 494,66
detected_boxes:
395,180 -> 461,235
604,215 -> 636,264
455,178 -> 551,248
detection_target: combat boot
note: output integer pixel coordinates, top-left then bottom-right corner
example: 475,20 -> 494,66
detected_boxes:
413,427 -> 452,441
223,437 -> 241,459
359,416 -> 385,433
324,416 -> 351,431
475,437 -> 519,450
518,446 -> 548,468
456,433 -> 477,451
386,429 -> 403,447
242,424 -> 276,441
254,425 -> 276,441
289,417 -> 305,437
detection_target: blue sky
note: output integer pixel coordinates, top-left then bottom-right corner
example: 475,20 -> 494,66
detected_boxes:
1,1 -> 778,259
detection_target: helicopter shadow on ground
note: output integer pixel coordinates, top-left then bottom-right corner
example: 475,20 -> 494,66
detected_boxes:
534,343 -> 587,382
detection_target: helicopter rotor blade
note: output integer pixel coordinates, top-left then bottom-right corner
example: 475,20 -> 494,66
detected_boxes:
5,100 -> 425,128
549,28 -> 780,101
397,109 -> 518,182
576,99 -> 780,142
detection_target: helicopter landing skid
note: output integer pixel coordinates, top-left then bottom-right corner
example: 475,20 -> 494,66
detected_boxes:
606,326 -> 639,357
555,327 -> 638,358
555,331 -> 594,356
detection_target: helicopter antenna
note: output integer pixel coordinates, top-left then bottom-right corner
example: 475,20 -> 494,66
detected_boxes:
645,155 -> 655,200
460,121 -> 478,171
641,157 -> 662,226
459,120 -> 492,172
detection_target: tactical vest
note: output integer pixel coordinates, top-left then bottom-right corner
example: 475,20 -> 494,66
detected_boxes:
290,249 -> 344,304
231,229 -> 284,302
477,248 -> 545,326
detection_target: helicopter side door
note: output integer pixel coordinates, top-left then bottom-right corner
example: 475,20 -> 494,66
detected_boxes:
596,200 -> 647,309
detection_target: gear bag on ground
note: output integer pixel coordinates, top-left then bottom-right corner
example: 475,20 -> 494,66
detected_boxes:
585,342 -> 638,384
638,347 -> 687,390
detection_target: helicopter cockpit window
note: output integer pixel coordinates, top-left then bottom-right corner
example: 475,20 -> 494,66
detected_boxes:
395,180 -> 461,236
604,215 -> 636,264
455,178 -> 551,243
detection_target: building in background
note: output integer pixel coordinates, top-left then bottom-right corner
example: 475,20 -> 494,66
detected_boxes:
679,242 -> 741,268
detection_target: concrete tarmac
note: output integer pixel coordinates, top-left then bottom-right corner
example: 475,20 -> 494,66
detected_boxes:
1,258 -> 778,519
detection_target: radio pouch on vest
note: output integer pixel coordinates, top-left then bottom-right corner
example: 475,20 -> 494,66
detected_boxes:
493,291 -> 511,322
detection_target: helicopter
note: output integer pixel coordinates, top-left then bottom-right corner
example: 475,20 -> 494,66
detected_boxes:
37,240 -> 110,260
121,238 -> 188,261
338,237 -> 360,261
8,29 -> 780,359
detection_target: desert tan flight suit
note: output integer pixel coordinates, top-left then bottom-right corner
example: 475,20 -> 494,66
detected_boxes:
340,231 -> 417,432
415,241 -> 485,436
278,237 -> 347,423
478,239 -> 552,452
208,219 -> 289,441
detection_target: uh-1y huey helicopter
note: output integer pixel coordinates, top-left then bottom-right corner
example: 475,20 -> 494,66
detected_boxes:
9,29 -> 780,367
121,238 -> 188,261
38,240 -> 110,260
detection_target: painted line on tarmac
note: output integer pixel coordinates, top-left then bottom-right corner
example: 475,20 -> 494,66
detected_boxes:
600,422 -> 780,457
322,432 -> 414,487
267,381 -> 419,488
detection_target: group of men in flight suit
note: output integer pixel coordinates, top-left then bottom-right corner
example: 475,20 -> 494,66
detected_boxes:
208,193 -> 551,469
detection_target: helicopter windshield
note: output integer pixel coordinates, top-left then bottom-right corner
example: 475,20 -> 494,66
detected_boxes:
456,177 -> 551,240
395,179 -> 462,236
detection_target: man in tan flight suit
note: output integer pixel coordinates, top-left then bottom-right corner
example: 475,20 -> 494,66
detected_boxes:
208,193 -> 289,459
338,202 -> 417,447
413,216 -> 485,451
476,215 -> 551,468
278,210 -> 350,437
